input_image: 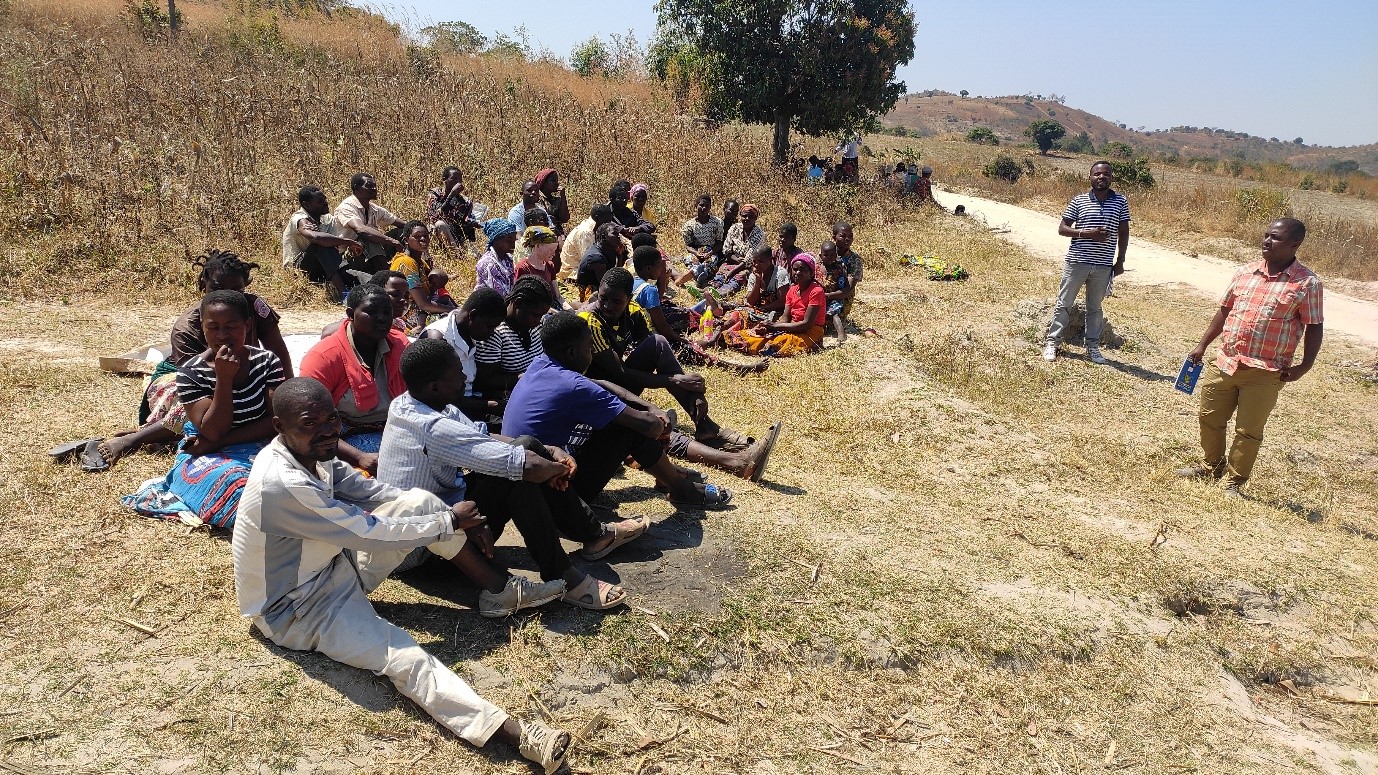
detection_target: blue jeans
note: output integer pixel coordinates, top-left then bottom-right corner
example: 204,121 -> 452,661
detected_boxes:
1047,262 -> 1113,346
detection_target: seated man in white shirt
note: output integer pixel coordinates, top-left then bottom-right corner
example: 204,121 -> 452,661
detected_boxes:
232,377 -> 570,773
282,185 -> 361,300
378,339 -> 647,611
334,172 -> 406,274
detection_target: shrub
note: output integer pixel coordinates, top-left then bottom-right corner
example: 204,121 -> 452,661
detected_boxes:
1109,157 -> 1154,188
124,0 -> 181,42
983,154 -> 1022,183
1060,132 -> 1093,154
1235,188 -> 1290,225
966,127 -> 998,146
1101,141 -> 1134,159
1332,179 -> 1349,194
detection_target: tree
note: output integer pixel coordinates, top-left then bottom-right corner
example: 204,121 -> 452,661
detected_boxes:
959,89 -> 969,98
1101,140 -> 1134,159
420,20 -> 487,54
1024,119 -> 1065,154
652,0 -> 916,165
1061,131 -> 1093,154
966,127 -> 998,146
1293,137 -> 1304,145
570,36 -> 611,77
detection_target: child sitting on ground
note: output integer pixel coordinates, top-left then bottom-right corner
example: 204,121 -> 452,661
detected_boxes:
427,269 -> 456,310
818,240 -> 849,343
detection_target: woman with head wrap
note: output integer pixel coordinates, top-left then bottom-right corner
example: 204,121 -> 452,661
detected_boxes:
513,225 -> 566,311
724,253 -> 826,356
533,168 -> 569,235
608,179 -> 655,236
629,183 -> 655,228
475,217 -> 519,297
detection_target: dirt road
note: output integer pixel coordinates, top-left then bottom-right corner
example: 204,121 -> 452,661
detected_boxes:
940,189 -> 1378,349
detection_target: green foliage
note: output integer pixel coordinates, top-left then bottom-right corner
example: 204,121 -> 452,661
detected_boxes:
1298,175 -> 1316,190
225,9 -> 290,57
1024,119 -> 1064,154
983,154 -> 1022,183
1332,179 -> 1349,193
124,0 -> 182,42
966,127 -> 998,146
419,20 -> 487,54
1060,131 -> 1093,154
1235,188 -> 1290,224
1328,160 -> 1360,176
1109,157 -> 1154,188
486,27 -> 532,59
653,0 -> 916,163
570,36 -> 611,77
1293,137 -> 1304,145
959,89 -> 968,98
1101,140 -> 1134,159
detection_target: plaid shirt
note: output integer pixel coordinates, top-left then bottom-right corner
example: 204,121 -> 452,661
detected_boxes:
1217,259 -> 1323,374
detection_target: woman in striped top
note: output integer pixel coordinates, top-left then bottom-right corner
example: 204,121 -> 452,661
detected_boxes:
124,290 -> 286,529
474,277 -> 553,396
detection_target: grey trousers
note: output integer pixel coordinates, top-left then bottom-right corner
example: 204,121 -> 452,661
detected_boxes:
254,491 -> 505,746
1047,262 -> 1113,346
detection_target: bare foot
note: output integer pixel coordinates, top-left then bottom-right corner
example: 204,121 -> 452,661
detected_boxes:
99,431 -> 139,464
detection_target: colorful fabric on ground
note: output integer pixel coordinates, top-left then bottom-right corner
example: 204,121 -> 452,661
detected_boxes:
123,426 -> 264,529
138,359 -> 183,429
725,324 -> 825,357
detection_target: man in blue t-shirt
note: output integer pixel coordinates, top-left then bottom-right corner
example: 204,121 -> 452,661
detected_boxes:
503,312 -> 734,509
1044,161 -> 1131,365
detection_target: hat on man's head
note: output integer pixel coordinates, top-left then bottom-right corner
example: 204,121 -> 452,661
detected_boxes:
482,217 -> 517,242
921,166 -> 933,175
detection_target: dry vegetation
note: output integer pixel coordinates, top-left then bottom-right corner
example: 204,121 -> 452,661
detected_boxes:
861,134 -> 1378,283
3,2 -> 1378,774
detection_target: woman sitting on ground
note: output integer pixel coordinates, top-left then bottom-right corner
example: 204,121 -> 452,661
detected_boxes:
425,166 -> 479,250
513,225 -> 567,311
390,221 -> 457,335
629,183 -> 656,228
59,251 -> 291,472
699,245 -> 788,347
724,253 -> 826,357
122,290 -> 286,528
300,284 -> 410,475
475,217 -> 518,297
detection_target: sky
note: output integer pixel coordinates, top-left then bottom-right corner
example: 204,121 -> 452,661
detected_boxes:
387,0 -> 1378,148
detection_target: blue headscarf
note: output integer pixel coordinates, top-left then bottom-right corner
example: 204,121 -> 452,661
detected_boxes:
482,217 -> 517,242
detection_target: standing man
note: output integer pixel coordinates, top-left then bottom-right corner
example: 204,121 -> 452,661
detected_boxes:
835,134 -> 860,183
335,173 -> 406,274
1043,161 -> 1130,364
1177,218 -> 1322,497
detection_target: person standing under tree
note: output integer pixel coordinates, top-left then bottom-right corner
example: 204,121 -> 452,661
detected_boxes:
1043,161 -> 1130,365
1176,218 -> 1323,498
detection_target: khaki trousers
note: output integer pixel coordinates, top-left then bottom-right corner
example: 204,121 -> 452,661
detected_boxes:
1197,365 -> 1283,486
254,490 -> 505,746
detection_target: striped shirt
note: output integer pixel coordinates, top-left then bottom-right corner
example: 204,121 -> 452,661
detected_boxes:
1062,190 -> 1131,266
176,346 -> 286,430
1217,259 -> 1323,374
475,322 -> 543,375
376,392 -> 526,503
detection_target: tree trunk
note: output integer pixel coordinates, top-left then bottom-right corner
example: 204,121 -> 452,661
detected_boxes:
772,110 -> 790,166
167,0 -> 178,40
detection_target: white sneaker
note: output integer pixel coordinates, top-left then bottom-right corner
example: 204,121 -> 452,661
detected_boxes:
479,576 -> 566,618
1042,343 -> 1058,361
1087,345 -> 1107,364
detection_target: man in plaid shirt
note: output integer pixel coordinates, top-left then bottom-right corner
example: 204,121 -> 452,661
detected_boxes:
1178,218 -> 1323,496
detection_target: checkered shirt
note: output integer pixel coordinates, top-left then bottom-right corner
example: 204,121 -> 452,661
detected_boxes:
1217,259 -> 1323,374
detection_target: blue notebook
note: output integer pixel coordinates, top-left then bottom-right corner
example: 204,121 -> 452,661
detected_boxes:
1175,358 -> 1204,395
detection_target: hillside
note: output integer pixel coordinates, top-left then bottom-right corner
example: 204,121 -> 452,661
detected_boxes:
884,93 -> 1378,173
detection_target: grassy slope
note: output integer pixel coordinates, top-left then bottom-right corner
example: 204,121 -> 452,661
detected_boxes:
2,4 -> 1377,774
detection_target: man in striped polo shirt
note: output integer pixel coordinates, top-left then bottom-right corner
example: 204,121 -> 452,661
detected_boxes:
1177,218 -> 1323,497
1044,161 -> 1130,364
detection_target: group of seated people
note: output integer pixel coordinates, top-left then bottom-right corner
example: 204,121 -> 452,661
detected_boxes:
52,169 -> 874,773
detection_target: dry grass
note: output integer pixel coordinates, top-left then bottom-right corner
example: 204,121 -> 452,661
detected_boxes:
2,2 -> 1378,774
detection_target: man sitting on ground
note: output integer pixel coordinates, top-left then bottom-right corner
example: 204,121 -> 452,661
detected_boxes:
580,269 -> 775,477
560,203 -> 615,282
334,173 -> 406,274
283,185 -> 361,300
576,222 -> 626,302
423,287 -> 507,422
379,339 -> 643,611
503,312 -> 737,509
232,377 -> 570,773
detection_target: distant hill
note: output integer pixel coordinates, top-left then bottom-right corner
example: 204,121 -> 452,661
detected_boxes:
883,93 -> 1378,174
